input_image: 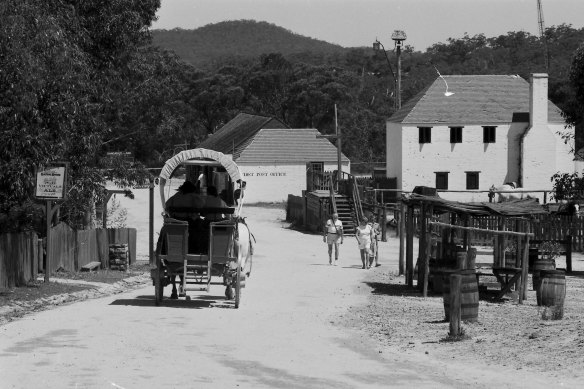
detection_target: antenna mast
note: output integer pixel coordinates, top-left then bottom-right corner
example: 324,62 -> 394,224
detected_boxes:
537,0 -> 549,72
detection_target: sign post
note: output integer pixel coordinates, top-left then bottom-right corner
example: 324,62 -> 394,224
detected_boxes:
35,162 -> 68,282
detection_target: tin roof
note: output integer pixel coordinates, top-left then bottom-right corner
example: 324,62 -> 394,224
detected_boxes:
236,128 -> 350,164
198,112 -> 288,156
389,75 -> 565,125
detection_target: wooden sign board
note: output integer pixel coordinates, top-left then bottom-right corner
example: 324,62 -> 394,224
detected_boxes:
35,162 -> 68,200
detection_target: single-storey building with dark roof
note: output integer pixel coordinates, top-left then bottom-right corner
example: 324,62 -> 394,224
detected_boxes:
386,73 -> 574,202
198,113 -> 350,203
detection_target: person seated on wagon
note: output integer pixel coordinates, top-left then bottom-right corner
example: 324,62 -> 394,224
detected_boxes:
202,185 -> 229,222
165,180 -> 204,220
164,181 -> 206,253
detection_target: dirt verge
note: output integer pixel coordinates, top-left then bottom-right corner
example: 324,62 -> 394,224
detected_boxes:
340,266 -> 584,382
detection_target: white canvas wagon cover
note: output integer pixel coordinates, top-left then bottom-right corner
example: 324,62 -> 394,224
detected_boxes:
159,148 -> 242,183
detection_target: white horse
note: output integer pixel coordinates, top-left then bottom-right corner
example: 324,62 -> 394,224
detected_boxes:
224,217 -> 254,305
234,218 -> 253,278
490,182 -> 523,202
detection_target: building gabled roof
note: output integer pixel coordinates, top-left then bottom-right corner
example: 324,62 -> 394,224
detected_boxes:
389,75 -> 565,124
236,128 -> 350,164
198,112 -> 288,156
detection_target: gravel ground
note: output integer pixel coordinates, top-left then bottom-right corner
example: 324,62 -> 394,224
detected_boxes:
0,261 -> 151,325
339,264 -> 584,383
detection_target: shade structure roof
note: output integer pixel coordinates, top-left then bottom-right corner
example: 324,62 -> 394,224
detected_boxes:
403,195 -> 548,217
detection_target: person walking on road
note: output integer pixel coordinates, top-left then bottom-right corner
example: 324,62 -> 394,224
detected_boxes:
369,216 -> 381,267
323,213 -> 343,265
356,217 -> 373,269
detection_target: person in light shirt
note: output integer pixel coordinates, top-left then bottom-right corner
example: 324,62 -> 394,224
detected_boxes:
356,217 -> 373,269
323,213 -> 343,265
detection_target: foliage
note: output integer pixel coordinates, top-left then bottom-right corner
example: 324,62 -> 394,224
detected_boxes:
106,197 -> 128,228
0,0 -> 162,232
564,43 -> 584,130
540,241 -> 562,261
152,20 -> 584,159
151,20 -> 345,70
504,239 -> 518,254
550,172 -> 584,200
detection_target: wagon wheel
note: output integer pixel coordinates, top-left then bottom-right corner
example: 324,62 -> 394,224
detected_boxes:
154,265 -> 163,306
234,263 -> 242,309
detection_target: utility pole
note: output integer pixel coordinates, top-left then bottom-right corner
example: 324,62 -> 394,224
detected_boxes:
537,0 -> 550,72
317,104 -> 343,184
391,30 -> 407,110
373,30 -> 406,110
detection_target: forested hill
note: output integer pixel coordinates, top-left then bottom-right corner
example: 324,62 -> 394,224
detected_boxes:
151,20 -> 350,69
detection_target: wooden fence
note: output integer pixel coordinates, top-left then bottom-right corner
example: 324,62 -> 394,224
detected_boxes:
286,194 -> 305,226
0,231 -> 40,288
1,225 -> 136,288
403,207 -> 584,251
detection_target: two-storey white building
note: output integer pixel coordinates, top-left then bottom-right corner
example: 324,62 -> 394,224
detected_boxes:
386,73 -> 574,202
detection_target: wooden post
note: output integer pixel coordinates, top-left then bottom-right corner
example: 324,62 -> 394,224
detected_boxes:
399,201 -> 405,275
566,235 -> 573,273
394,206 -> 399,238
520,235 -> 530,303
419,202 -> 427,292
382,206 -> 387,242
463,215 -> 469,250
423,205 -> 433,297
149,178 -> 155,266
44,201 -> 58,283
449,273 -> 462,336
406,204 -> 414,287
498,217 -> 505,267
510,220 -> 529,292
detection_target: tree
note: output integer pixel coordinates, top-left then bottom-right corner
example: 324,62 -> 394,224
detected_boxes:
0,0 -> 162,230
565,43 -> 584,132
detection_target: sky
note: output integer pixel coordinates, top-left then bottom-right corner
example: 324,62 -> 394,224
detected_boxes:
152,0 -> 584,51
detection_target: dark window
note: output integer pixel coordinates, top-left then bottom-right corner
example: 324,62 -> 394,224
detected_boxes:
310,162 -> 324,173
450,127 -> 463,143
483,126 -> 496,143
419,127 -> 432,143
435,172 -> 449,190
466,172 -> 480,190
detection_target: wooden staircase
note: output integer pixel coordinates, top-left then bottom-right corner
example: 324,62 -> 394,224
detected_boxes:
336,195 -> 356,235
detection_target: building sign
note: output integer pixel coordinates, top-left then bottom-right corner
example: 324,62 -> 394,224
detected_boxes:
35,163 -> 68,200
243,172 -> 287,177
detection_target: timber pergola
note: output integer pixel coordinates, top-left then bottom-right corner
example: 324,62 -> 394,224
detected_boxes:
401,193 -> 549,303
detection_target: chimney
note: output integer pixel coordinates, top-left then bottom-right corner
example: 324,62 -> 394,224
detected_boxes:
530,73 -> 548,127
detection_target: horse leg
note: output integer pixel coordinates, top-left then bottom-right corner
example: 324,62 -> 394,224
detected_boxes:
170,276 -> 178,299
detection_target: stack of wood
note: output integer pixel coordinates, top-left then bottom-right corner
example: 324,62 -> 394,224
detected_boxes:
108,243 -> 129,271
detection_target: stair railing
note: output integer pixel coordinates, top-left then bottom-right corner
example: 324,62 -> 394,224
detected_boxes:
352,175 -> 364,223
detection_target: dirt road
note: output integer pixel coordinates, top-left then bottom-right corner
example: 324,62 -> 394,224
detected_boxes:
0,206 -> 572,388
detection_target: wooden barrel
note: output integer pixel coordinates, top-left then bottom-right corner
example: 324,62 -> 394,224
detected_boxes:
467,248 -> 477,270
443,270 -> 479,322
537,270 -> 566,307
456,250 -> 467,269
532,258 -> 555,291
